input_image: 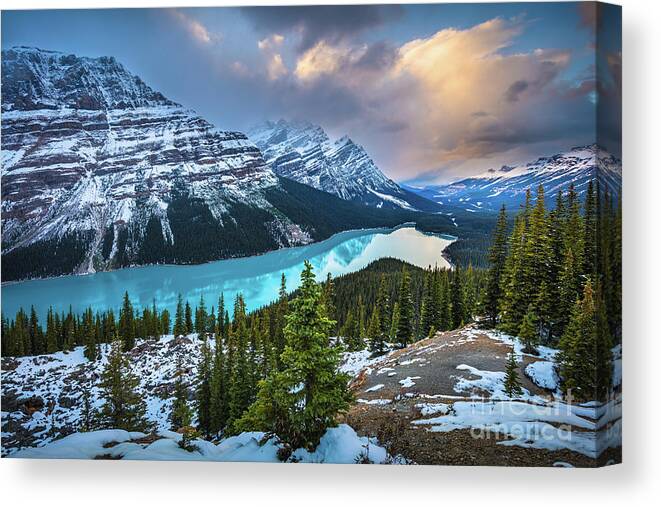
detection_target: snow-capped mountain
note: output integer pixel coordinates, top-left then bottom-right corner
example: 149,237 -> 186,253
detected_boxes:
248,119 -> 441,212
1,48 -> 407,281
404,145 -> 622,212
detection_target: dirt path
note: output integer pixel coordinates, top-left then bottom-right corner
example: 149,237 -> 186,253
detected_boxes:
343,326 -> 622,467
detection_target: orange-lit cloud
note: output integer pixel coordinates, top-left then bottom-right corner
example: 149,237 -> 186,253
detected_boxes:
170,10 -> 220,46
285,17 -> 585,181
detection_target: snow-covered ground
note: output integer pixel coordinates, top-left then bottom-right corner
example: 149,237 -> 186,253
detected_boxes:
12,424 -> 394,464
403,327 -> 622,459
1,334 -> 202,456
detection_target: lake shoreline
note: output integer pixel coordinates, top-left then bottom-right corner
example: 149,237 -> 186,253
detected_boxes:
1,222 -> 457,286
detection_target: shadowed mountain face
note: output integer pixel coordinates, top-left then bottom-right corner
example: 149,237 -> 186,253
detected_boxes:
1,47 -> 438,281
248,119 -> 443,213
405,145 -> 622,213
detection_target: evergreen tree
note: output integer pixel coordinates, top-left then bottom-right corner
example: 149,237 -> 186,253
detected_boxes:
558,280 -> 613,401
367,307 -> 385,355
503,351 -> 523,397
118,292 -> 135,351
184,301 -> 193,334
518,305 -> 539,354
390,302 -> 400,343
227,294 -> 253,430
484,205 -> 508,326
236,261 -> 351,455
173,294 -> 186,336
97,341 -> 150,431
376,274 -> 391,338
450,268 -> 465,329
195,294 -> 208,337
195,338 -> 213,436
170,356 -> 193,430
160,309 -> 171,335
274,274 -> 288,369
209,331 -> 227,434
45,307 -> 58,354
396,267 -> 414,347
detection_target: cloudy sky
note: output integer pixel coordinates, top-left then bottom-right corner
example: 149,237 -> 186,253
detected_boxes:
2,3 -> 621,184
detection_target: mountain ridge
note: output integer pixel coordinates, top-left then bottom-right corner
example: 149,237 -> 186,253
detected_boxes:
248,119 -> 442,212
404,144 -> 622,212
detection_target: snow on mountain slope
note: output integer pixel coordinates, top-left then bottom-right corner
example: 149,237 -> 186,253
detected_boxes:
248,119 -> 441,212
405,145 -> 622,212
0,48 -> 321,280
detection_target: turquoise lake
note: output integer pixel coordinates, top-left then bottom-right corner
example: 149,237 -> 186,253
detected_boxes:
1,226 -> 454,321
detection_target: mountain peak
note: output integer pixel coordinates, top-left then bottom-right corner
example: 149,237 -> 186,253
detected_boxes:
2,46 -> 177,112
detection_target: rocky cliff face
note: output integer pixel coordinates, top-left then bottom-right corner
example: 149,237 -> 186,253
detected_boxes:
1,47 -> 313,280
248,119 -> 441,212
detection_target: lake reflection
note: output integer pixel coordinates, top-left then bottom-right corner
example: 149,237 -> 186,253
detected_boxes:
1,227 -> 454,320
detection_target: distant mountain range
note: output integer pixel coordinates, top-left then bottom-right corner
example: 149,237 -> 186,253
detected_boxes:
404,145 -> 622,213
0,47 -> 449,281
248,119 -> 442,212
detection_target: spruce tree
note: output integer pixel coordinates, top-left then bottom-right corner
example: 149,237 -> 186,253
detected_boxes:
118,292 -> 135,351
504,351 -> 523,397
367,307 -> 385,355
450,268 -> 465,329
558,280 -> 613,401
185,301 -> 193,334
396,267 -> 414,347
518,305 -> 539,354
485,205 -> 508,326
97,341 -> 150,432
171,356 -> 192,430
194,294 -> 208,337
236,261 -> 351,455
173,294 -> 186,336
376,274 -> 391,338
195,338 -> 213,436
209,331 -> 227,434
227,294 -> 253,430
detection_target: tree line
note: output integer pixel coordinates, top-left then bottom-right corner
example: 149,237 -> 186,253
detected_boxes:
483,180 -> 621,401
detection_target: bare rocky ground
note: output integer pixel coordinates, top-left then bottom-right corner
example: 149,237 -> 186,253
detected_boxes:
342,326 -> 622,467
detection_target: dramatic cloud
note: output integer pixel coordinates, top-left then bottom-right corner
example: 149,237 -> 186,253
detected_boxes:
268,17 -> 591,182
240,5 -> 403,51
257,34 -> 288,81
169,10 -> 220,46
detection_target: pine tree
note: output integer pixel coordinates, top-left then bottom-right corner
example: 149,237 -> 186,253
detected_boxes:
518,305 -> 539,354
236,261 -> 351,455
160,309 -> 171,335
45,307 -> 58,354
390,302 -> 400,342
209,331 -> 227,434
503,351 -> 523,397
170,356 -> 192,430
82,308 -> 98,361
274,273 -> 288,369
227,294 -> 252,430
184,301 -> 193,334
97,341 -> 150,432
195,294 -> 208,337
376,274 -> 391,338
396,267 -> 414,347
558,280 -> 613,401
450,268 -> 465,329
173,294 -> 186,336
367,307 -> 385,355
484,205 -> 508,326
322,273 -> 337,333
195,338 -> 213,436
118,292 -> 135,351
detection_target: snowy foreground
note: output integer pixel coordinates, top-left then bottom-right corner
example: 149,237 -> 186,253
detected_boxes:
346,327 -> 622,461
2,328 -> 622,463
12,425 -> 393,464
